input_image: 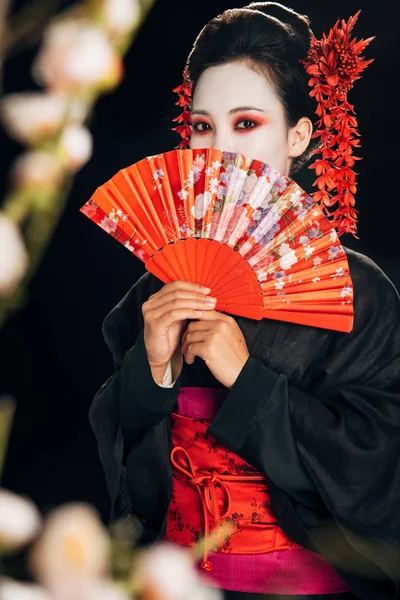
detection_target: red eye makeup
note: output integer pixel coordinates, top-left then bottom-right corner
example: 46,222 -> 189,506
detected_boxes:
233,114 -> 269,131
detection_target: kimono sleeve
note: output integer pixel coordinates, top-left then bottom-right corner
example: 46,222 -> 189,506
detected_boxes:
88,272 -> 180,523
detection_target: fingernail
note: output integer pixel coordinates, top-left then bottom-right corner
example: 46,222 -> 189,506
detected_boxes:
206,296 -> 217,304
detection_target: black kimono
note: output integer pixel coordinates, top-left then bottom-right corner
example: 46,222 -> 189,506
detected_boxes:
89,246 -> 400,600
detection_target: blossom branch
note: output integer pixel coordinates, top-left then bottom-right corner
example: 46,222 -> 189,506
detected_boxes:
0,0 -> 156,329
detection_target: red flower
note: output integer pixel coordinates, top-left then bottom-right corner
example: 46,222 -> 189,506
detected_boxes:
301,11 -> 374,237
172,69 -> 193,149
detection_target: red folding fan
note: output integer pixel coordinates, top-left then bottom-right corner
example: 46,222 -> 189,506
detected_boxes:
80,148 -> 354,332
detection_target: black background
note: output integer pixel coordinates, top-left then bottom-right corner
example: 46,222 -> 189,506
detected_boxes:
0,0 -> 398,524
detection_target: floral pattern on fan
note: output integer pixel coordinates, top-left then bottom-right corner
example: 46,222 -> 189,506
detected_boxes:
80,148 -> 354,332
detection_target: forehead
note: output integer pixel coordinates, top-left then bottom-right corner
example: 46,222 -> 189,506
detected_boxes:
192,62 -> 282,113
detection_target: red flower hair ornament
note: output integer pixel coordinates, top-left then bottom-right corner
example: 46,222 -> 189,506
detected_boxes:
172,11 -> 374,238
172,72 -> 193,150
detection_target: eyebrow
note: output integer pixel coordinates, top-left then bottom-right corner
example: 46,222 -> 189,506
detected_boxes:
191,106 -> 266,116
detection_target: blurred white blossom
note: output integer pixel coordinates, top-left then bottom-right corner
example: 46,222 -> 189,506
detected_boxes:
0,579 -> 51,600
0,218 -> 29,298
42,576 -> 130,600
0,488 -> 41,549
60,124 -> 93,171
29,503 -> 111,584
32,19 -> 122,93
102,0 -> 141,36
0,93 -> 68,145
11,151 -> 64,190
133,541 -> 222,600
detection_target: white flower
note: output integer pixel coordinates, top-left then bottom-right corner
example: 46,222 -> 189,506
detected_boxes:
43,576 -> 129,600
11,151 -> 63,190
208,177 -> 219,194
60,124 -> 93,171
211,160 -> 222,170
299,235 -> 309,245
191,192 -> 212,220
328,246 -> 341,260
178,188 -> 189,200
29,503 -> 111,583
153,169 -> 165,182
0,578 -> 51,600
335,267 -> 346,277
312,277 -> 321,284
134,542 -> 222,600
0,488 -> 42,549
187,170 -> 195,187
257,272 -> 267,283
339,286 -> 353,299
0,215 -> 29,297
193,155 -> 205,170
0,93 -> 67,145
32,20 -> 120,92
102,0 -> 141,36
313,256 -> 322,267
303,244 -> 315,260
274,279 -> 285,290
279,243 -> 298,270
289,188 -> 303,209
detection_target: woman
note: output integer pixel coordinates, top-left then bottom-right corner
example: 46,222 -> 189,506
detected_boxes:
88,3 -> 400,599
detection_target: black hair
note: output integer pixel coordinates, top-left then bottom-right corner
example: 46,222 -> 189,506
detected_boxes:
185,2 -> 319,174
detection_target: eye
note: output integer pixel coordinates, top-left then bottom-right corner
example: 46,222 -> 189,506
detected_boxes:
192,122 -> 212,133
235,119 -> 258,130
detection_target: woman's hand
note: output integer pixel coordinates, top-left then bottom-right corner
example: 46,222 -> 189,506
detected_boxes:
142,280 -> 216,383
181,311 -> 250,389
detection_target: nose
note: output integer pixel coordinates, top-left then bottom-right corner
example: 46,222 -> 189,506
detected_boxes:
213,130 -> 231,152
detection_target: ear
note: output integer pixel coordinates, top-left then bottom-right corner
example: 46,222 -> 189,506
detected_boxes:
288,117 -> 313,158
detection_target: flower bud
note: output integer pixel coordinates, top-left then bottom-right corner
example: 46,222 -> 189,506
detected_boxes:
32,19 -> 123,93
59,124 -> 93,171
0,93 -> 67,145
0,488 -> 42,549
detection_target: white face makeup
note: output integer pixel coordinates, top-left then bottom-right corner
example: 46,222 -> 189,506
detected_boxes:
189,62 -> 294,175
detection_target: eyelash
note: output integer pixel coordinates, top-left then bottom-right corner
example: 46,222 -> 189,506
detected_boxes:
192,119 -> 259,133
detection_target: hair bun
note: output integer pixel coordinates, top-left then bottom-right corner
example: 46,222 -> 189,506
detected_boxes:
245,1 -> 312,52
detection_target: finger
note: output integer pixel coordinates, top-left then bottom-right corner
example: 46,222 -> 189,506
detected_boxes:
147,291 -> 209,306
142,291 -> 215,318
184,341 -> 200,364
185,309 -> 230,321
182,312 -> 227,344
181,331 -> 206,357
184,340 -> 208,365
148,280 -> 211,301
145,307 -> 204,330
182,322 -> 212,349
144,298 -> 216,328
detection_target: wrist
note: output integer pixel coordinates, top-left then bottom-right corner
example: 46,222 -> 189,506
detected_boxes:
149,362 -> 169,385
149,347 -> 183,385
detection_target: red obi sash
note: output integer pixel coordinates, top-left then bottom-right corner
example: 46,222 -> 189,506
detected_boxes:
164,386 -> 350,595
